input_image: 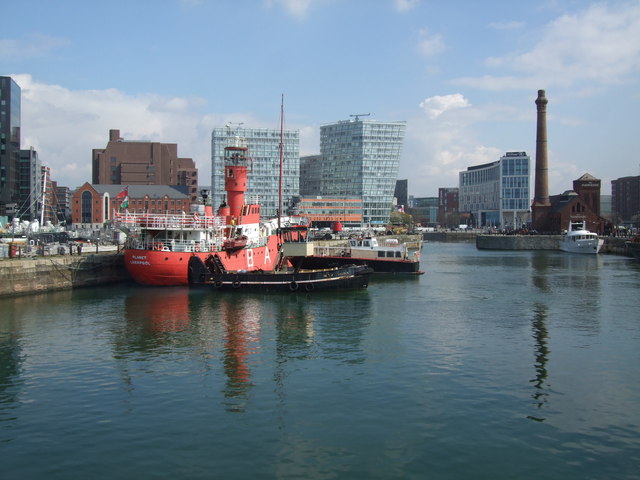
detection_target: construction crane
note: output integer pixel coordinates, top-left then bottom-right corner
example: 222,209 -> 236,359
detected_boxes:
349,113 -> 371,121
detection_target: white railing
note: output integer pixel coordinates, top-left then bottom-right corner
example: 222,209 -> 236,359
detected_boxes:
114,212 -> 225,231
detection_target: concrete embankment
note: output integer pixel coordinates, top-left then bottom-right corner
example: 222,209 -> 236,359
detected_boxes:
425,231 -> 634,257
475,234 -> 561,250
0,253 -> 130,298
423,231 -> 477,243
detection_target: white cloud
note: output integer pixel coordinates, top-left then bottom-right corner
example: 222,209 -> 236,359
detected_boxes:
419,94 -> 471,119
13,75 -> 317,191
454,3 -> 640,91
399,96 -> 507,194
394,0 -> 420,13
13,75 -> 227,189
417,29 -> 445,57
400,115 -> 502,194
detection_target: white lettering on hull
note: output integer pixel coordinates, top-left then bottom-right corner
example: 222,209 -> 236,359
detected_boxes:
246,249 -> 254,268
130,260 -> 151,266
130,254 -> 151,266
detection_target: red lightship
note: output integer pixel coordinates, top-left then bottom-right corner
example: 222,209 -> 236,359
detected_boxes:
115,136 -> 302,286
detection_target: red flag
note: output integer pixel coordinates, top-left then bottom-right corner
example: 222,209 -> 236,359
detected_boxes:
116,187 -> 128,199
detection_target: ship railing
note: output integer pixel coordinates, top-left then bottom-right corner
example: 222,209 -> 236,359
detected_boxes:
114,211 -> 225,231
128,237 -> 225,253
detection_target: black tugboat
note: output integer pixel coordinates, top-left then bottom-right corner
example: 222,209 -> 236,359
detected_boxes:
188,225 -> 373,292
188,255 -> 372,293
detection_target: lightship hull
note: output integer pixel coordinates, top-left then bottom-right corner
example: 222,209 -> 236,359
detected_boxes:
124,236 -> 280,286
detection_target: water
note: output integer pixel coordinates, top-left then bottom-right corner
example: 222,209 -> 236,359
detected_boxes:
1,242 -> 639,479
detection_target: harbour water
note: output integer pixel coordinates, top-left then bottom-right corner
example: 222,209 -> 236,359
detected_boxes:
1,242 -> 639,479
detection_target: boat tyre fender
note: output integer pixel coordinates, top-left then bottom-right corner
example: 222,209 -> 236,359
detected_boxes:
304,283 -> 314,292
232,280 -> 241,289
289,281 -> 298,292
214,280 -> 223,288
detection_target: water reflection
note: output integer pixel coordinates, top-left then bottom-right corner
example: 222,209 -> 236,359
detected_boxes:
0,332 -> 23,440
218,296 -> 262,412
531,251 -> 552,293
528,303 -> 549,422
124,287 -> 191,333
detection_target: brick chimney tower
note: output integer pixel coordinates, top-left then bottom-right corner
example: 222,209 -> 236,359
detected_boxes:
532,89 -> 551,230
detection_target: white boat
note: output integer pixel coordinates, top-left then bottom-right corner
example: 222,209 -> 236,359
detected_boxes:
559,221 -> 604,254
302,236 -> 423,274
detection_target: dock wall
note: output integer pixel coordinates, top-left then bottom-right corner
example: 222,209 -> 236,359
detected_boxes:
476,235 -> 561,250
425,232 -> 633,256
0,253 -> 129,298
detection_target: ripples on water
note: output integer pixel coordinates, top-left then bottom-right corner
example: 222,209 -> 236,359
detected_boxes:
1,242 -> 639,479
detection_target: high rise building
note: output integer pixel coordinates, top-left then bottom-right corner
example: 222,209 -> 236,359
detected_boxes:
16,147 -> 41,221
92,129 -> 198,204
211,126 -> 300,219
459,151 -> 531,228
0,76 -> 21,216
55,185 -> 72,225
394,179 -> 408,210
611,175 -> 640,224
299,154 -> 322,196
438,187 -> 459,227
320,118 -> 406,226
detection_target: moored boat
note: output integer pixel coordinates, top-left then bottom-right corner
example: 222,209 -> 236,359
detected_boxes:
115,136 -> 304,286
188,225 -> 373,292
301,236 -> 423,274
188,255 -> 372,293
559,220 -> 604,254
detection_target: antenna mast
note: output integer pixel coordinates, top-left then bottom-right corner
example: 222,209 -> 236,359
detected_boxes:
278,94 -> 284,232
349,113 -> 371,121
40,168 -> 47,226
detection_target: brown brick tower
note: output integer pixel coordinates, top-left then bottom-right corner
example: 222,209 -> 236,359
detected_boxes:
532,90 -> 551,230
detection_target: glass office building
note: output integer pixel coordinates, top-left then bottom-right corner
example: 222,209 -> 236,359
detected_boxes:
211,127 -> 299,219
320,118 -> 406,226
459,151 -> 530,228
0,76 -> 22,215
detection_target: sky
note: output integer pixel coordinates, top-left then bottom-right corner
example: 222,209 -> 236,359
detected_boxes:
2,0 -> 639,197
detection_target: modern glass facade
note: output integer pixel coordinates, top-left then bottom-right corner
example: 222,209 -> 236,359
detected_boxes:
459,152 -> 530,228
0,76 -> 21,213
211,127 -> 300,219
320,119 -> 406,226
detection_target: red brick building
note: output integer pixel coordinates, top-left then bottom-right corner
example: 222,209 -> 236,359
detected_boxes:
71,183 -> 190,226
92,129 -> 198,203
438,187 -> 459,227
543,173 -> 610,234
612,175 -> 640,224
